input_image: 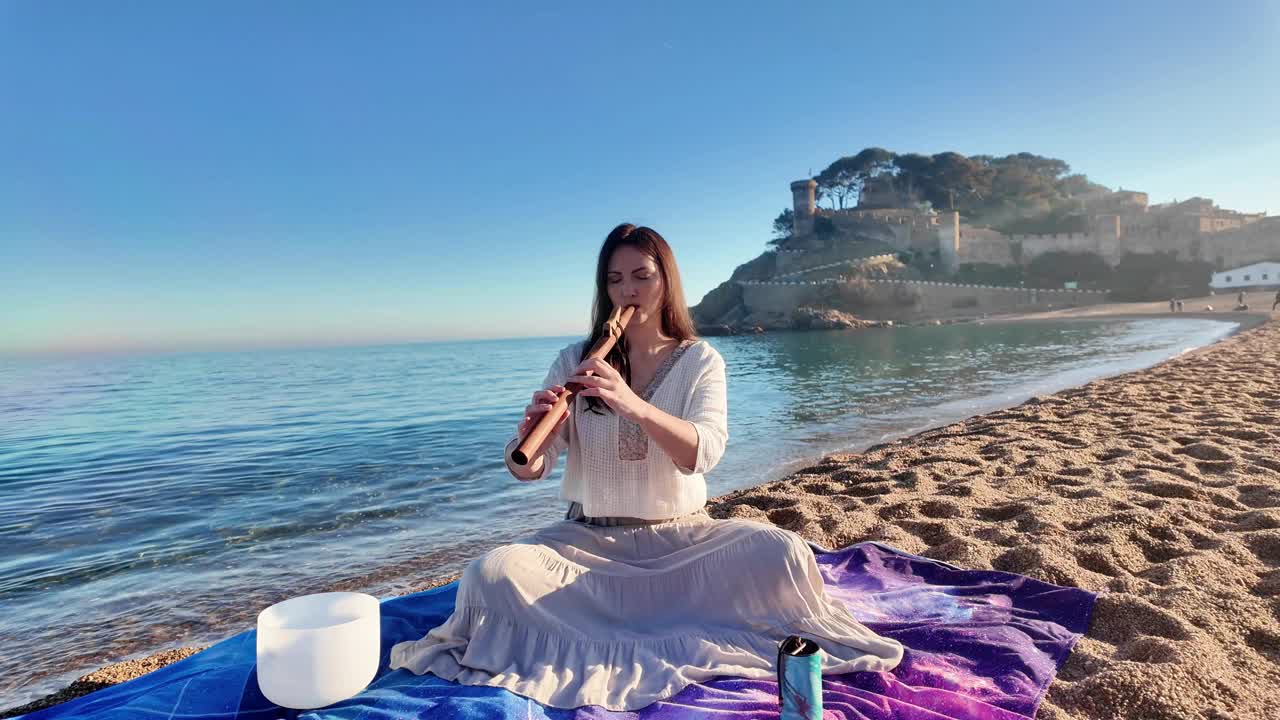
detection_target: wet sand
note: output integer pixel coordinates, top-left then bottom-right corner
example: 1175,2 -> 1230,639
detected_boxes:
5,296 -> 1278,719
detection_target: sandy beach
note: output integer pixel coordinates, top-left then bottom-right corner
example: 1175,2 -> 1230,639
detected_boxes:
711,305 -> 1279,719
5,297 -> 1278,720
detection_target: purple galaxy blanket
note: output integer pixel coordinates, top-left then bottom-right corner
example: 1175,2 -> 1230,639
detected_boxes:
18,541 -> 1095,720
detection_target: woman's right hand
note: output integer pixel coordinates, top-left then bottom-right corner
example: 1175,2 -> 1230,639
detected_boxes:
517,384 -> 569,438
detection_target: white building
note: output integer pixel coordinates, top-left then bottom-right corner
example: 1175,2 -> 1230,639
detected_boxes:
1210,261 -> 1280,290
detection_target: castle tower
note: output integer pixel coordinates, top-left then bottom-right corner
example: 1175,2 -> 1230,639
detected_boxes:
1093,214 -> 1121,264
936,211 -> 960,273
790,179 -> 817,237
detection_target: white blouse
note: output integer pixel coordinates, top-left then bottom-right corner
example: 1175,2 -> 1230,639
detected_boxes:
510,338 -> 729,520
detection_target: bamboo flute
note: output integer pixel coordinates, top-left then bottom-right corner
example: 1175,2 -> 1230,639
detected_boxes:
510,304 -> 636,466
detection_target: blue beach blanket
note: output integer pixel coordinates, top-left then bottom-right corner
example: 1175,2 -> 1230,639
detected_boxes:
16,542 -> 1095,720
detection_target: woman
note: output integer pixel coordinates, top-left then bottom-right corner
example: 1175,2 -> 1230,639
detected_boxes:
390,223 -> 903,710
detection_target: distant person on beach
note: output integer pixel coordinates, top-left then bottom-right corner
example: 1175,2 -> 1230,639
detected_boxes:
1176,300 -> 1184,312
388,223 -> 902,711
1169,298 -> 1176,312
1273,289 -> 1280,311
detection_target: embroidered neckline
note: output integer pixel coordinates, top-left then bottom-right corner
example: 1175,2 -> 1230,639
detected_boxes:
635,339 -> 694,400
619,340 -> 696,462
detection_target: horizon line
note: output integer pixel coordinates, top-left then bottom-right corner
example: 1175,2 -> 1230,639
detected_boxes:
0,331 -> 594,361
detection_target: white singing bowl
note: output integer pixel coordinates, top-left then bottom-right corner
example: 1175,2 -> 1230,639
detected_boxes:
256,592 -> 381,709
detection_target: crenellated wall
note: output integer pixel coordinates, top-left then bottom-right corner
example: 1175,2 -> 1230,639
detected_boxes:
1016,231 -> 1111,263
956,226 -> 1014,265
738,278 -> 1107,323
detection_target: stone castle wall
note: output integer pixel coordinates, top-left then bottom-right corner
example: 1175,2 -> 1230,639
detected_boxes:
818,208 -> 943,253
789,179 -> 1279,273
956,227 -> 1014,265
1007,226 -> 1280,268
1017,231 -> 1114,263
1199,218 -> 1280,269
739,278 -> 1107,323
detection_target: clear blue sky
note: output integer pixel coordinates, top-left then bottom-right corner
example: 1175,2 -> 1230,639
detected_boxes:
3,1 -> 1277,355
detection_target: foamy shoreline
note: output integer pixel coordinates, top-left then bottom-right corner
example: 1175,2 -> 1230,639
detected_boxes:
5,298 -> 1277,719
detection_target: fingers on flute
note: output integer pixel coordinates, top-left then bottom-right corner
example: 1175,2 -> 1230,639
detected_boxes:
518,407 -> 563,434
577,359 -> 610,375
522,403 -> 565,422
535,388 -> 564,403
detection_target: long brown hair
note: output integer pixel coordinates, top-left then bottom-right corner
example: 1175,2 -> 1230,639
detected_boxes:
579,223 -> 700,414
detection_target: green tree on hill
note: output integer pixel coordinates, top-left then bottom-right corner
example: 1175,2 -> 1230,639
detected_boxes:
927,152 -> 994,210
769,209 -> 794,247
815,147 -> 895,209
803,148 -> 1109,234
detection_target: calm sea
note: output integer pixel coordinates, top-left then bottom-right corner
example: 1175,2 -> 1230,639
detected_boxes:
0,318 -> 1238,706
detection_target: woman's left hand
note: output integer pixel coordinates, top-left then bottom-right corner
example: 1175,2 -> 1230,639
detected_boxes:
567,358 -> 649,422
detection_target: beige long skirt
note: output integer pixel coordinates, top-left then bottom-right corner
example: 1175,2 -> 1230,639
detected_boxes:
388,506 -> 904,711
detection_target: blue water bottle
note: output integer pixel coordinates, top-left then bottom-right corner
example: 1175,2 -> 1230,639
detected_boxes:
777,635 -> 823,720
